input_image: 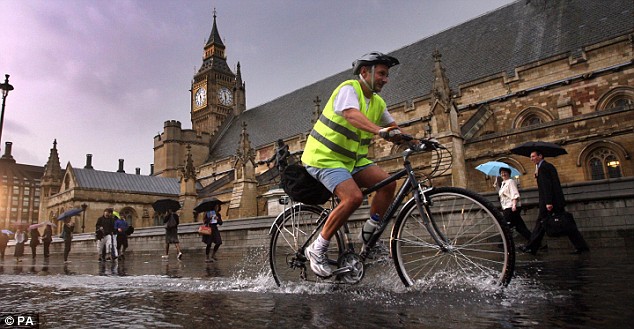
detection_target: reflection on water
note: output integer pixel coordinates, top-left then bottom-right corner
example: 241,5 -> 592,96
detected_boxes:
0,248 -> 632,328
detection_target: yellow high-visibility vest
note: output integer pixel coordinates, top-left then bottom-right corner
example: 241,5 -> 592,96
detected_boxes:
301,80 -> 385,171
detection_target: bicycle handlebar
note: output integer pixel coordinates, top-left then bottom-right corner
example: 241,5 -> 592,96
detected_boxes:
397,133 -> 443,153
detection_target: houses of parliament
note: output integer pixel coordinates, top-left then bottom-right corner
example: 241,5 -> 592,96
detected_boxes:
1,0 -> 632,238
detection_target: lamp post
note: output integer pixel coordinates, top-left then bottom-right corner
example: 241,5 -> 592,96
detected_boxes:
0,74 -> 15,150
81,203 -> 87,233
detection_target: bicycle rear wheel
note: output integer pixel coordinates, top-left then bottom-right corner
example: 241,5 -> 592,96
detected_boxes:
269,203 -> 344,286
391,186 -> 515,287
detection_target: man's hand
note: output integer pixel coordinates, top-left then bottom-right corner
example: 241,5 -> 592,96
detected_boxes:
378,127 -> 402,140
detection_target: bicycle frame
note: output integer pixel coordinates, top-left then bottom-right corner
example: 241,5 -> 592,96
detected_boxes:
285,144 -> 448,261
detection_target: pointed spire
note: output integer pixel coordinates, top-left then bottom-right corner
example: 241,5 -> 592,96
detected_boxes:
235,62 -> 243,88
180,144 -> 197,181
431,49 -> 453,110
43,139 -> 63,180
206,8 -> 225,47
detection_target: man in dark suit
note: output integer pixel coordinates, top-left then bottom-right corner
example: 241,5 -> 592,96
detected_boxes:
520,151 -> 590,255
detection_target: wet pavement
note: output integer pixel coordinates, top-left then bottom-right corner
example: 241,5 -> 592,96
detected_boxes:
0,246 -> 633,328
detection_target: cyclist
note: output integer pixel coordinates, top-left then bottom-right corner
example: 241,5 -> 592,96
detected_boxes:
302,51 -> 403,277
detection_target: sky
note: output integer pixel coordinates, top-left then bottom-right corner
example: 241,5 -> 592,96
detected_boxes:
0,0 -> 515,174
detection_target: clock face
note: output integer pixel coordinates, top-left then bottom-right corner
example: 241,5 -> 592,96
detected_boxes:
195,87 -> 207,107
218,87 -> 233,106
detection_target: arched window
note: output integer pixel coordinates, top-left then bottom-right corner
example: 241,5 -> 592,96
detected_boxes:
520,114 -> 543,127
596,86 -> 634,111
587,148 -> 622,180
513,107 -> 554,129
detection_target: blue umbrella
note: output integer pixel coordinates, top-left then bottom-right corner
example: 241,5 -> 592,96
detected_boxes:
475,161 -> 521,177
57,208 -> 84,221
1,229 -> 13,235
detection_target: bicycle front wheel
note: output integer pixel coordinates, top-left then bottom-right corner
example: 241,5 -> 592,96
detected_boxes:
269,203 -> 344,286
391,186 -> 515,287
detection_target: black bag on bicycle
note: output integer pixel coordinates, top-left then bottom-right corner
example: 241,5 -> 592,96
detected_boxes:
280,164 -> 331,205
543,211 -> 576,237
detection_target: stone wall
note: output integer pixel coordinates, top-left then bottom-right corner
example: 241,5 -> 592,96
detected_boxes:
7,177 -> 632,257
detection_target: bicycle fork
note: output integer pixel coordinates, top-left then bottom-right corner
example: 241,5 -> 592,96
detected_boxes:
414,184 -> 450,251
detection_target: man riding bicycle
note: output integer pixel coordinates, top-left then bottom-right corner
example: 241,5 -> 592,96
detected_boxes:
302,51 -> 403,277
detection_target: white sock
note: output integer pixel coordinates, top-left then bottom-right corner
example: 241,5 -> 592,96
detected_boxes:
313,233 -> 330,253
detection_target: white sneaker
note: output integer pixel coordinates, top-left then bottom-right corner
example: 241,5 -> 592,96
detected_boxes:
161,255 -> 169,261
304,242 -> 332,277
177,252 -> 183,260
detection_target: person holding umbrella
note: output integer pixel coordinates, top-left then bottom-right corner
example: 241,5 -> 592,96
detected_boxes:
61,217 -> 75,263
163,208 -> 183,261
518,149 -> 590,255
13,226 -> 27,263
201,203 -> 223,262
498,167 -> 532,242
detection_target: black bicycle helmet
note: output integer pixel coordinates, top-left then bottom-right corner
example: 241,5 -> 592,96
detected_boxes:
352,52 -> 400,75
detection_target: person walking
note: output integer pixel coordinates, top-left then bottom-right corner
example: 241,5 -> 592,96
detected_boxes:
114,211 -> 129,260
29,228 -> 41,259
201,204 -> 223,263
42,224 -> 53,259
301,51 -> 403,277
62,218 -> 75,263
163,208 -> 183,261
96,208 -> 116,261
498,167 -> 531,242
0,231 -> 8,260
14,227 -> 26,263
519,151 -> 590,255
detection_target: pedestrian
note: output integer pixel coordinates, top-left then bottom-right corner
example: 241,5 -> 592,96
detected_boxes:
163,208 -> 183,261
0,231 -> 9,260
96,208 -> 117,261
42,224 -> 53,258
519,151 -> 590,255
202,204 -> 223,263
498,167 -> 532,242
29,228 -> 41,259
114,211 -> 129,260
62,218 -> 75,263
14,227 -> 26,263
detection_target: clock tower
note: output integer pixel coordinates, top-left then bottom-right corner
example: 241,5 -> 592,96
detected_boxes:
191,11 -> 237,135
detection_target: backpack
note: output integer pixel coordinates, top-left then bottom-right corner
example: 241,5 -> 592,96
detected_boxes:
280,164 -> 331,205
165,214 -> 178,229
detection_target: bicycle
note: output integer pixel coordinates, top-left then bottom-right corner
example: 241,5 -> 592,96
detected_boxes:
268,136 -> 515,287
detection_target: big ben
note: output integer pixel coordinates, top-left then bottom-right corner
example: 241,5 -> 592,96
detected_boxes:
191,11 -> 237,135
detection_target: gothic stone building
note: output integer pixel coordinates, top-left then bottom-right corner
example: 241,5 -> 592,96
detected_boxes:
153,0 -> 633,222
39,1 -> 632,232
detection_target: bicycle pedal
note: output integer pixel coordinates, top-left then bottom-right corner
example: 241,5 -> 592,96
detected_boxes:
331,266 -> 353,276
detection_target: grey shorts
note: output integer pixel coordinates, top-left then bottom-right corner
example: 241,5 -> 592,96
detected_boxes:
305,164 -> 375,193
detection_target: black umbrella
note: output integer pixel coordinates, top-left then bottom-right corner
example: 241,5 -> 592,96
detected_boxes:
194,197 -> 224,213
57,208 -> 85,221
510,141 -> 568,158
152,199 -> 181,213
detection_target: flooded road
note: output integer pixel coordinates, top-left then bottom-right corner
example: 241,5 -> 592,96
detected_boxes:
0,246 -> 632,328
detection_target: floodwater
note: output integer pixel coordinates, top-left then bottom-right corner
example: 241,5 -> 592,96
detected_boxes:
0,246 -> 632,329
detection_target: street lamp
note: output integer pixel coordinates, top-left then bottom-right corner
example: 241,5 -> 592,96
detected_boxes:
81,203 -> 87,233
0,74 -> 15,150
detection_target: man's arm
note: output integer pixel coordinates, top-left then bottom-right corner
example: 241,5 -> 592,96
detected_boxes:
342,108 -> 399,134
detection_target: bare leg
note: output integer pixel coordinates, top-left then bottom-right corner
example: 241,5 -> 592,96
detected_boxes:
321,166 -> 395,240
